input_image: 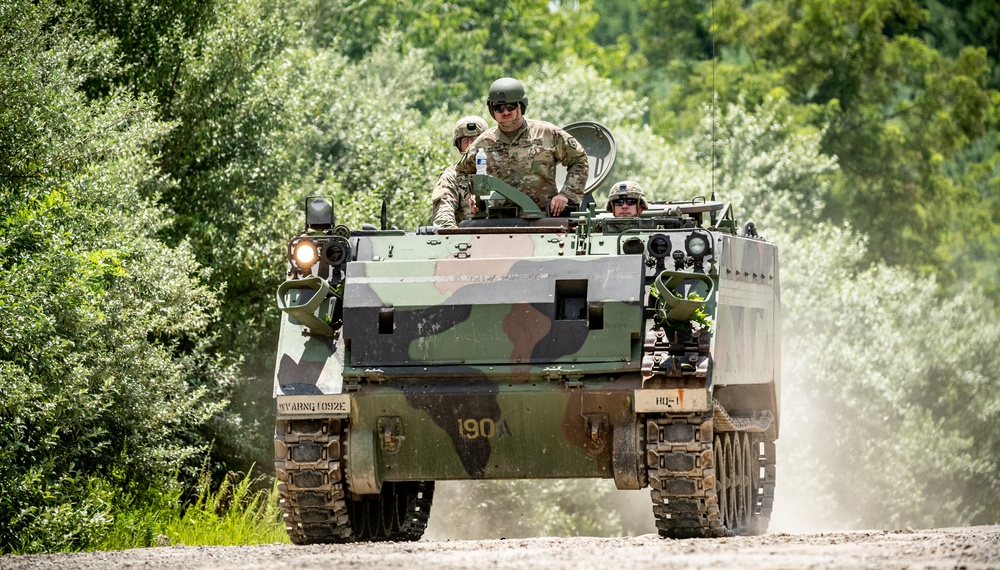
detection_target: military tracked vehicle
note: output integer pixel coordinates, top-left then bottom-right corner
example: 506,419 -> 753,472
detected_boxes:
272,122 -> 779,542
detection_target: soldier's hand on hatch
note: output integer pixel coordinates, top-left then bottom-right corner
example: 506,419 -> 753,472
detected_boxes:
467,195 -> 478,214
550,194 -> 569,216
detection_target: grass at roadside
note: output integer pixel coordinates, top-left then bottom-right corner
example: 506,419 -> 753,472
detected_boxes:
164,469 -> 289,546
98,468 -> 289,550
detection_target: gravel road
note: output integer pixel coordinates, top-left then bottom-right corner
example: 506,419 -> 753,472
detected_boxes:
2,525 -> 998,570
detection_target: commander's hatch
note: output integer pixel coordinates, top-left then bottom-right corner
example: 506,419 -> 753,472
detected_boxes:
556,121 -> 617,196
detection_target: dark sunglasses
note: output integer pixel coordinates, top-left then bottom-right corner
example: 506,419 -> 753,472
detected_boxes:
612,198 -> 638,206
492,102 -> 519,113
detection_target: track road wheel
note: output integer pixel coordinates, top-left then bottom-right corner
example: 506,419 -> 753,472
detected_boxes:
348,481 -> 435,542
716,431 -> 767,535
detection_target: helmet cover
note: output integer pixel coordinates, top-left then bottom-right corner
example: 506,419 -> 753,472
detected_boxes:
453,115 -> 488,149
606,180 -> 648,211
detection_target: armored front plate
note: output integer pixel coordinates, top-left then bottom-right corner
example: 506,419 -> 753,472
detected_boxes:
343,255 -> 643,367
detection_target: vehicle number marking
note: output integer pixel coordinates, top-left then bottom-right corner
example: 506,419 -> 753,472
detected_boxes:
634,389 -> 709,412
276,394 -> 351,416
458,418 -> 512,439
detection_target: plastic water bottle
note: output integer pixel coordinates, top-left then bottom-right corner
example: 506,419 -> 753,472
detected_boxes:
475,148 -> 487,175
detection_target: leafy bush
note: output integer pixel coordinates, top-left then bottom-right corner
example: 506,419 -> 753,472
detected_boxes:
0,0 -> 231,553
778,224 -> 1000,529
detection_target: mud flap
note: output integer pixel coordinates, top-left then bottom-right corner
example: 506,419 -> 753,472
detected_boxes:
612,421 -> 646,490
346,428 -> 381,495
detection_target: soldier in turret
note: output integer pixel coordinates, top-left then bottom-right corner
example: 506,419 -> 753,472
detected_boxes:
607,180 -> 647,217
432,115 -> 489,228
457,77 -> 588,217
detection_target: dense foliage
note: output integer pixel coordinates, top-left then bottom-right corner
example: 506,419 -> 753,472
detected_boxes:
1,0 -> 997,552
614,0 -> 1000,292
0,0 -> 233,551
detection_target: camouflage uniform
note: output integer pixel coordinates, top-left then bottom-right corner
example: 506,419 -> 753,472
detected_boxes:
431,164 -> 476,228
432,116 -> 488,228
606,180 -> 648,212
457,119 -> 589,212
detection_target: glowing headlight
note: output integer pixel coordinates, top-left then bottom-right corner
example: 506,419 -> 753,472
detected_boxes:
292,239 -> 318,266
686,234 -> 709,257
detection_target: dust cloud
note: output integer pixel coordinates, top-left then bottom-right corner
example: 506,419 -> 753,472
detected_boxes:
424,480 -> 656,540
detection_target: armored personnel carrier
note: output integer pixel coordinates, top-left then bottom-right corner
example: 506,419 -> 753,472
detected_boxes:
272,122 -> 779,542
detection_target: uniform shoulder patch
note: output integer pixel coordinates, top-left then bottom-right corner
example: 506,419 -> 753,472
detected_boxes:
567,136 -> 579,149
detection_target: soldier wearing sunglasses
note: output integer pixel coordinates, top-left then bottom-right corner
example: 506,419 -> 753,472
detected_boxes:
457,77 -> 588,217
607,181 -> 647,217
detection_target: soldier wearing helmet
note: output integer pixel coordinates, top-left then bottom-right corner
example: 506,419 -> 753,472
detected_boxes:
457,77 -> 588,217
607,181 -> 647,217
432,115 -> 489,228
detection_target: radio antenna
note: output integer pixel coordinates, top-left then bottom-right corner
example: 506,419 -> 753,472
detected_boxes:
709,0 -> 718,226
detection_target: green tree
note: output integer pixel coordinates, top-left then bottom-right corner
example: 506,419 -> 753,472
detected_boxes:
592,0 -> 643,48
640,0 -> 710,65
637,0 -> 998,288
779,224 -> 1000,528
914,0 -> 1000,300
76,0 -> 306,476
918,0 -> 1000,89
1,0 -> 230,552
290,0 -> 602,104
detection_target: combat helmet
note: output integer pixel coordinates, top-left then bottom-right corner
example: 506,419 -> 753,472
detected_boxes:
452,116 -> 488,149
606,180 -> 648,212
487,77 -> 528,113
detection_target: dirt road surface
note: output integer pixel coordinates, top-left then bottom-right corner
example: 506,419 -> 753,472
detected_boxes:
2,525 -> 998,570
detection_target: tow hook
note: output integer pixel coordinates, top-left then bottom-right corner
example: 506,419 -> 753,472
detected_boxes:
378,417 -> 404,454
585,414 -> 609,455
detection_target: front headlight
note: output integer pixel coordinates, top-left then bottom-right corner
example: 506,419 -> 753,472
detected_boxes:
290,238 -> 318,269
322,237 -> 351,268
647,234 -> 672,259
685,233 -> 710,257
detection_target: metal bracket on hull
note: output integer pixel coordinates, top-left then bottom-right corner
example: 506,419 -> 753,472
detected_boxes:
378,416 -> 404,455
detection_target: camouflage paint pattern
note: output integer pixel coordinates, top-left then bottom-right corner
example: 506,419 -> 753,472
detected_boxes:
456,119 -> 589,209
342,254 -> 643,366
346,378 -> 639,481
274,204 -> 780,483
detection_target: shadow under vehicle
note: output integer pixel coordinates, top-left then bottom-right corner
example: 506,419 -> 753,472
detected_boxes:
272,122 -> 780,542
